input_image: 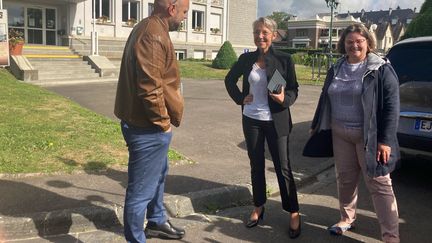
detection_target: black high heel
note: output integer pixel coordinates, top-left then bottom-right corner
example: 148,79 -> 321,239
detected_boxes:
289,213 -> 301,239
246,207 -> 265,228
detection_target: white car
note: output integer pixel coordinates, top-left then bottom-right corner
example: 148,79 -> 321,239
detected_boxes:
386,36 -> 432,157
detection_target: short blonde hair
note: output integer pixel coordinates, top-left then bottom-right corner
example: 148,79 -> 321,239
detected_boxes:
252,17 -> 277,33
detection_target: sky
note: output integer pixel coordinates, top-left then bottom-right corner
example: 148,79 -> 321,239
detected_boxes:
257,0 -> 426,18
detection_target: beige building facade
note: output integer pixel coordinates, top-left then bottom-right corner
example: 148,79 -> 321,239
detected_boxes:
4,0 -> 256,59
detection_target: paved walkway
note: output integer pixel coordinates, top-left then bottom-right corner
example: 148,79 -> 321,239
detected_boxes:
0,80 -> 333,241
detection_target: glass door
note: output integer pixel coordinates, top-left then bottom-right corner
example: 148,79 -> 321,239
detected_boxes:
26,7 -> 57,45
45,9 -> 56,45
27,8 -> 43,44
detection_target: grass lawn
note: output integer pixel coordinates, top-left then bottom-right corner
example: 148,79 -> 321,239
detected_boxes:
179,60 -> 325,85
0,69 -> 184,174
0,59 -> 322,174
179,60 -> 229,80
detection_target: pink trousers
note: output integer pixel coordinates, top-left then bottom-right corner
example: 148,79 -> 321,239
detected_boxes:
332,121 -> 399,243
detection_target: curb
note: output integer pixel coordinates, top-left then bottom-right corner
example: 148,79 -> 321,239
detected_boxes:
0,204 -> 123,240
1,159 -> 334,240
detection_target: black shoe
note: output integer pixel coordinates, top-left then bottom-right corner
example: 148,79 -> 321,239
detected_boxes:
246,207 -> 265,228
145,220 -> 185,239
288,213 -> 301,239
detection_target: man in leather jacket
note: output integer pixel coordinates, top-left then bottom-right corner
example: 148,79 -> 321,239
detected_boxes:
114,0 -> 189,242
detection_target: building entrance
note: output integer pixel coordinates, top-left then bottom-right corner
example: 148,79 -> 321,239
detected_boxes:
6,3 -> 57,45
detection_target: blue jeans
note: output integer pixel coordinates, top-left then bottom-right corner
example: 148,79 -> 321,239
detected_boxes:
121,121 -> 172,243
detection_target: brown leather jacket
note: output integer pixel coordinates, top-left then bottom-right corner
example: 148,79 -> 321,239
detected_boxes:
114,16 -> 184,131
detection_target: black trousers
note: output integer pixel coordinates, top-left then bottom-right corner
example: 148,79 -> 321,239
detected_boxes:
242,115 -> 299,213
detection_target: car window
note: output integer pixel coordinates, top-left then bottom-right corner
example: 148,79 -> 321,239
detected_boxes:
386,42 -> 432,85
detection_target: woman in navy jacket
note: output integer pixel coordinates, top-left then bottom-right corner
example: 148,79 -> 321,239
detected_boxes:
225,17 -> 301,238
306,24 -> 400,242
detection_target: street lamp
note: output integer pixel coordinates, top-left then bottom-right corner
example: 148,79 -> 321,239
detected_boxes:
325,0 -> 339,56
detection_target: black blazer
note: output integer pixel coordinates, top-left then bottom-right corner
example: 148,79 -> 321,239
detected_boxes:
224,46 -> 299,136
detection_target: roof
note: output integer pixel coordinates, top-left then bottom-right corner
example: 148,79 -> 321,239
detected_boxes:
341,7 -> 417,26
274,29 -> 288,42
394,36 -> 432,46
374,22 -> 390,40
391,22 -> 405,40
333,7 -> 417,41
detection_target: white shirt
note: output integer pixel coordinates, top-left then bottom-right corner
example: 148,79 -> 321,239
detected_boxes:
243,63 -> 272,121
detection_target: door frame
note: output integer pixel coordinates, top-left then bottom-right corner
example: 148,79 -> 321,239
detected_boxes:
6,2 -> 58,45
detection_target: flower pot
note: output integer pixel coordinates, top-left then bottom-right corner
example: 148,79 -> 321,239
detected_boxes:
9,42 -> 24,55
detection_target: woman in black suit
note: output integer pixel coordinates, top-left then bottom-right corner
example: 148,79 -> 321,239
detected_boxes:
224,17 -> 301,239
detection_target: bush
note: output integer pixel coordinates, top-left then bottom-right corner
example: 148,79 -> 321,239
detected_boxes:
212,41 -> 237,69
291,52 -> 338,67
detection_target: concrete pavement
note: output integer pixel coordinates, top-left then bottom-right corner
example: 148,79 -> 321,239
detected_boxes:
8,162 -> 432,243
0,80 -> 334,241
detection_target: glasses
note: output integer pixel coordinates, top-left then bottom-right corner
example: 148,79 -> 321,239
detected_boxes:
345,38 -> 367,46
253,31 -> 272,36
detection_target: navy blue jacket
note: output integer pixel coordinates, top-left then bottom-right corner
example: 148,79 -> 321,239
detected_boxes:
224,46 -> 299,136
311,53 -> 400,177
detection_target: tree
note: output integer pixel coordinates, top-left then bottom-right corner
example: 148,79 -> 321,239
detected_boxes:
402,0 -> 432,39
267,11 -> 292,30
212,41 -> 237,69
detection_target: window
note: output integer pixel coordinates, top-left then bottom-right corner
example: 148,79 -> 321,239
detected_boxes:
318,43 -> 328,48
122,0 -> 140,22
6,4 -> 25,27
148,3 -> 154,16
179,20 -> 187,31
296,29 -> 307,37
320,29 -> 328,37
93,0 -> 112,21
193,50 -> 205,59
192,10 -> 205,31
211,51 -> 218,60
319,28 -> 337,37
175,50 -> 186,60
210,13 -> 221,34
294,43 -> 307,48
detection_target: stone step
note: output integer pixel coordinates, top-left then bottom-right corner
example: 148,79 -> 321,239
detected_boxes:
31,60 -> 90,70
38,68 -> 95,75
24,54 -> 82,60
24,45 -> 70,50
21,44 -> 120,82
73,45 -> 126,51
23,50 -> 79,55
97,50 -> 124,57
38,72 -> 100,80
32,77 -> 118,86
26,57 -> 83,62
33,65 -> 93,72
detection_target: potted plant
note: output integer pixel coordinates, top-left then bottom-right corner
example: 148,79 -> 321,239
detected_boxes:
97,15 -> 109,23
9,28 -> 25,55
126,18 -> 137,27
211,28 -> 220,34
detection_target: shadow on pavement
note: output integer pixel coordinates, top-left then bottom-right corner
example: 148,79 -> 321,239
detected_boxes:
183,198 -> 379,242
0,179 -> 122,242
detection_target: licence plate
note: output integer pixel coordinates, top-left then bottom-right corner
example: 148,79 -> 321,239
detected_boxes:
415,119 -> 432,132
